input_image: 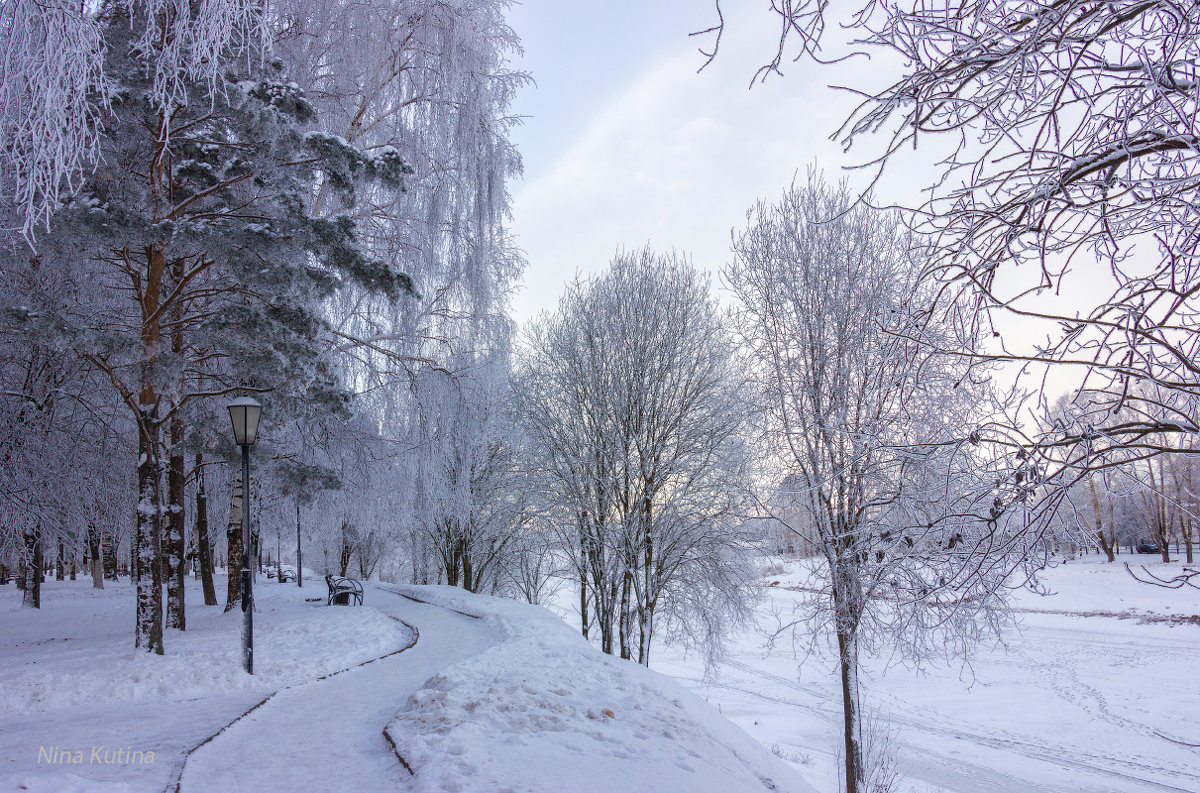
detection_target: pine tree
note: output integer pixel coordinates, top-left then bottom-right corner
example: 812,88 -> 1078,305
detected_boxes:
46,7 -> 414,653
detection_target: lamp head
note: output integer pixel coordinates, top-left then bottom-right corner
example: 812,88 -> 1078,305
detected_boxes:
227,396 -> 263,446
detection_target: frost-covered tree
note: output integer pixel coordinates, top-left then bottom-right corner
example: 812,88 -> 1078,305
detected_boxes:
0,246 -> 131,608
274,0 -> 525,385
516,248 -> 755,665
0,0 -> 266,237
699,0 -> 1200,483
2,0 -> 527,652
21,5 -> 412,652
725,175 -> 1029,793
269,0 -> 527,593
410,351 -> 525,593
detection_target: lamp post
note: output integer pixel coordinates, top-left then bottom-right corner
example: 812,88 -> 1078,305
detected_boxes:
296,501 -> 303,588
227,396 -> 262,674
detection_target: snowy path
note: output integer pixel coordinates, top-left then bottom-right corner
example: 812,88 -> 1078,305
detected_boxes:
178,588 -> 497,793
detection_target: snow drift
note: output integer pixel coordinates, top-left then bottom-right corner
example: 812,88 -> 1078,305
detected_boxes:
382,584 -> 818,793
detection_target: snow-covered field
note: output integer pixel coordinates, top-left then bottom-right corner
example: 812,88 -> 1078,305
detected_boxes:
4,558 -> 1196,793
0,574 -> 814,793
648,555 -> 1200,793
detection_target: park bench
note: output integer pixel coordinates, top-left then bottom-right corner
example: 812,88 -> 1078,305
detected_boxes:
325,573 -> 363,606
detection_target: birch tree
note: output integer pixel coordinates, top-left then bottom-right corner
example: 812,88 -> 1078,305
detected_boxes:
725,175 -> 1027,793
516,248 -> 755,665
0,0 -> 266,238
410,352 -> 525,593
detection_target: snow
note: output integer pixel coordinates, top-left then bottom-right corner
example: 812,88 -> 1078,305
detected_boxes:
0,578 -> 409,713
647,554 -> 1200,793
381,585 -> 817,793
180,589 -> 487,793
0,576 -> 413,793
6,556 -> 1195,793
0,574 -> 818,793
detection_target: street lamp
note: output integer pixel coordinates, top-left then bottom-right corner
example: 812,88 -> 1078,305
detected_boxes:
227,396 -> 262,675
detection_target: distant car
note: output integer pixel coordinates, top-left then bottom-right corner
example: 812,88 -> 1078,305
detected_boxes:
1136,542 -> 1160,555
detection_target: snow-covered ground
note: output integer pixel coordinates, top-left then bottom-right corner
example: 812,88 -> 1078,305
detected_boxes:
0,574 -> 815,793
647,555 -> 1200,793
380,584 -> 815,793
6,557 -> 1196,793
0,576 -> 415,793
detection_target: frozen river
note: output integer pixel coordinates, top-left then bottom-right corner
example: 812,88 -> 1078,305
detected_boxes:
654,557 -> 1200,793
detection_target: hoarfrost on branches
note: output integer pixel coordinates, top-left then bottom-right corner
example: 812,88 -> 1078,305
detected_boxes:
0,0 -> 106,237
516,248 -> 756,667
725,174 -> 1030,793
698,0 -> 1200,479
0,0 -> 267,238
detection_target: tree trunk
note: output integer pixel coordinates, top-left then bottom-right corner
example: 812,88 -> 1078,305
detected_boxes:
601,574 -> 617,656
165,414 -> 186,629
225,475 -> 244,612
618,566 -> 633,660
296,501 -> 303,588
1088,475 -> 1116,561
132,241 -> 166,654
88,526 -> 104,589
102,530 -> 118,580
195,455 -> 217,606
134,414 -> 164,654
576,578 -> 585,638
21,529 -> 41,608
1183,516 -> 1194,565
639,496 -> 654,666
836,626 -> 864,793
833,551 -> 865,793
579,513 -> 589,639
461,544 -> 474,593
638,606 -> 654,667
339,520 -> 353,576
56,538 -> 65,580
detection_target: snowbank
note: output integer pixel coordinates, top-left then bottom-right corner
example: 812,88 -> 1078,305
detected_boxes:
383,585 -> 819,793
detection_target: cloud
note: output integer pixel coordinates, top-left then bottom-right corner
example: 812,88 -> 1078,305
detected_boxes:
509,27 -> 859,322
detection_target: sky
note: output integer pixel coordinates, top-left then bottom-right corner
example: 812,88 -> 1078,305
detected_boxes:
503,0 -> 912,324
500,1 -> 1108,403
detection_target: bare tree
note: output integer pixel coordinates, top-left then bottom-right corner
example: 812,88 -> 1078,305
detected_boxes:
698,0 -> 1200,482
725,175 -> 1027,793
409,353 -> 525,593
516,248 -> 756,666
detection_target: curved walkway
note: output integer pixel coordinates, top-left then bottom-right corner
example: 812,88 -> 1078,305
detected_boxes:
178,588 -> 496,793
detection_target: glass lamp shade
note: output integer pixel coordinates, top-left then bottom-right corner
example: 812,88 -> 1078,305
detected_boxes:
227,397 -> 263,446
